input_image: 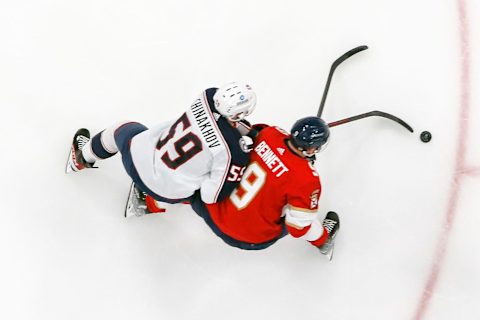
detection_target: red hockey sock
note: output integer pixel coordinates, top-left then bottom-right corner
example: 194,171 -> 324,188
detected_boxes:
145,195 -> 167,213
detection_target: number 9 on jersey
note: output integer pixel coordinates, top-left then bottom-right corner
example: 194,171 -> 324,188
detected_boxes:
230,162 -> 266,210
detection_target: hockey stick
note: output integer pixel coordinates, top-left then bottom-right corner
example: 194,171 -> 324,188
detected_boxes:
317,45 -> 368,117
328,110 -> 414,133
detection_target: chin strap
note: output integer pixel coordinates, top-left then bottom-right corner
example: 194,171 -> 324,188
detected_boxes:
301,149 -> 317,158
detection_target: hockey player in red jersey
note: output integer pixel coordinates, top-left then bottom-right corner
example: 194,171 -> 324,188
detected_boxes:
66,82 -> 256,212
190,116 -> 340,253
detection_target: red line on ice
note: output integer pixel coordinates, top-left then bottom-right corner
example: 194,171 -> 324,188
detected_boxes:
464,166 -> 480,176
412,0 -> 471,319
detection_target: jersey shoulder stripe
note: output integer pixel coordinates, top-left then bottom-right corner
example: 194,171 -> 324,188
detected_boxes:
202,89 -> 232,202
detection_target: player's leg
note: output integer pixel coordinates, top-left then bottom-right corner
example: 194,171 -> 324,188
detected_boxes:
114,122 -> 193,205
125,184 -> 190,218
317,211 -> 340,259
66,121 -> 137,173
81,121 -> 137,164
112,122 -> 189,218
125,183 -> 170,218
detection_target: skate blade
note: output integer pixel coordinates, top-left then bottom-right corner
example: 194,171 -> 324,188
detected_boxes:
65,147 -> 98,174
125,202 -> 146,218
65,147 -> 77,174
125,184 -> 136,218
319,239 -> 335,261
124,184 -> 147,218
326,243 -> 335,261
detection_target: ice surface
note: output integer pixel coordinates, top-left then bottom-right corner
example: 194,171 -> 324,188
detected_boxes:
0,0 -> 478,319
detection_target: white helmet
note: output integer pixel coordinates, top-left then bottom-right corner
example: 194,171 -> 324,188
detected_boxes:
213,82 -> 257,122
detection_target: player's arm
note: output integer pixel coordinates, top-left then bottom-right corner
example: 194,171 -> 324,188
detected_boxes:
199,150 -> 227,204
199,122 -> 251,203
200,144 -> 250,203
200,149 -> 243,204
284,182 -> 329,247
200,115 -> 251,203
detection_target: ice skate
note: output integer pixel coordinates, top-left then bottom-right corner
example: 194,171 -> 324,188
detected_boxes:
124,183 -> 167,218
65,128 -> 96,173
318,211 -> 340,260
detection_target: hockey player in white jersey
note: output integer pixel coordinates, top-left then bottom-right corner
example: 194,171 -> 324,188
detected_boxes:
66,82 -> 256,210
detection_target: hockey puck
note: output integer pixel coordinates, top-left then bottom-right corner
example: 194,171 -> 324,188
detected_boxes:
420,131 -> 432,143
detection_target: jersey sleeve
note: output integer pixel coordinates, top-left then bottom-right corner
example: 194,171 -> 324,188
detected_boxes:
285,178 -> 321,225
199,149 -> 230,204
283,177 -> 327,245
199,117 -> 250,204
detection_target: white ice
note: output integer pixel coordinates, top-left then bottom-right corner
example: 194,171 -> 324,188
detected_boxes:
0,1 -> 479,319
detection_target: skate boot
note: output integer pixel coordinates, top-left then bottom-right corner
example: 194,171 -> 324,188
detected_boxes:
124,183 -> 166,218
65,128 -> 96,173
318,211 -> 340,260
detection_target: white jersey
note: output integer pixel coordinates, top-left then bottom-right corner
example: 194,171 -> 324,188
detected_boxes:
130,88 -> 250,204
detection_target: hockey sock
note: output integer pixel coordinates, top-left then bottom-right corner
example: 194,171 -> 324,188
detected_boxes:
309,227 -> 329,247
82,121 -> 128,162
145,195 -> 167,213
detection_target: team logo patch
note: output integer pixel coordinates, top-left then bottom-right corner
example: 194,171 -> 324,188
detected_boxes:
308,161 -> 319,177
310,190 -> 320,209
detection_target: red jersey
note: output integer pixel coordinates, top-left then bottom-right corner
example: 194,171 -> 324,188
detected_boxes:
207,126 -> 322,243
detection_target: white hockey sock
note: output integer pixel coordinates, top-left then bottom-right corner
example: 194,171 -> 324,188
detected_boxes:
81,140 -> 98,163
81,121 -> 130,162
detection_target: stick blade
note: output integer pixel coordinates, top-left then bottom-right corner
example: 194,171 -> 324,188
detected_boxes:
332,45 -> 369,68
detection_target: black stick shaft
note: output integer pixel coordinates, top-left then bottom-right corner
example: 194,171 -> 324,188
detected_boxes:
317,45 -> 368,117
328,110 -> 414,133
